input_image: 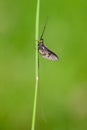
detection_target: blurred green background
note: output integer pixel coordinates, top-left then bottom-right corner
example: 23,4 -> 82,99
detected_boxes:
0,0 -> 87,130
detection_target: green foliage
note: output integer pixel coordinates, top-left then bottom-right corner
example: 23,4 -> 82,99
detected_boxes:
0,0 -> 87,130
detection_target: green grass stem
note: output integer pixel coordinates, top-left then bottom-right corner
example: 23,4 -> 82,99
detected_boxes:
31,0 -> 40,130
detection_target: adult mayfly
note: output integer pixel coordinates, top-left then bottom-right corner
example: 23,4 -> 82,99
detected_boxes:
38,18 -> 59,61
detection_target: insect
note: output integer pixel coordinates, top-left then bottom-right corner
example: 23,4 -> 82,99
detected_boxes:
38,18 -> 59,61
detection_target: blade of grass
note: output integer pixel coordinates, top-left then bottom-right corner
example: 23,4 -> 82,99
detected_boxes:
31,0 -> 40,130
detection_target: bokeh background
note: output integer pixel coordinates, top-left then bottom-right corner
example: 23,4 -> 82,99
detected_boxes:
0,0 -> 87,130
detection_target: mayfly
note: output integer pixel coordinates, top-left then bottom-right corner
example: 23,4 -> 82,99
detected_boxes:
38,18 -> 59,61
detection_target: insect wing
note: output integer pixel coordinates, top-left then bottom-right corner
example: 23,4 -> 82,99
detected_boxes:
38,43 -> 58,61
42,46 -> 58,61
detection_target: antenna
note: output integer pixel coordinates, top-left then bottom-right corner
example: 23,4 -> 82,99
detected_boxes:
40,17 -> 48,40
